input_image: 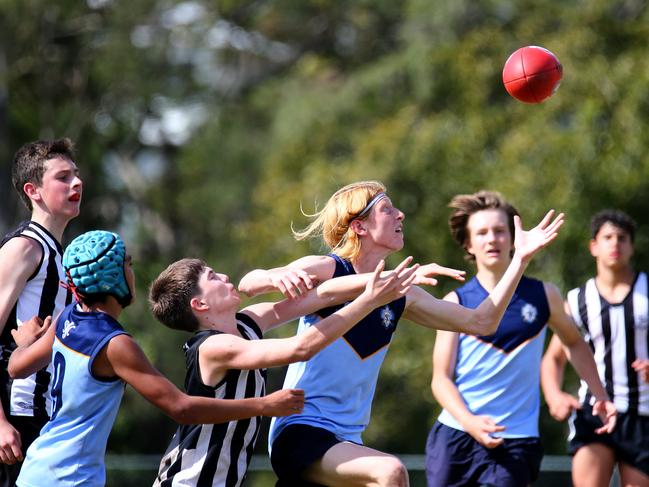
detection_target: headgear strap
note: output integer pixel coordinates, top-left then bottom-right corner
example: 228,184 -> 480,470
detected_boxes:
351,192 -> 387,222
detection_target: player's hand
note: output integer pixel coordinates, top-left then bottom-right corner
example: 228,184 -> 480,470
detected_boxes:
592,399 -> 617,434
361,257 -> 418,307
462,415 -> 505,449
0,420 -> 22,464
632,359 -> 649,383
411,263 -> 466,287
513,210 -> 565,264
11,315 -> 51,348
546,391 -> 581,422
267,269 -> 317,299
261,389 -> 305,417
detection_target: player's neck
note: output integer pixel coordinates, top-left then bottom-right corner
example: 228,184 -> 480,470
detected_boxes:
595,264 -> 635,301
81,298 -> 122,320
200,310 -> 238,334
475,260 -> 509,292
30,208 -> 70,242
352,249 -> 391,274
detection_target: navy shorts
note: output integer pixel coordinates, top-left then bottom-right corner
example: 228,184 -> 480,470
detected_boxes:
270,424 -> 343,487
569,408 -> 649,476
425,421 -> 543,487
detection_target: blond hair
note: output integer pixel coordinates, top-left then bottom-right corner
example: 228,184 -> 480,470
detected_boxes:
293,181 -> 387,263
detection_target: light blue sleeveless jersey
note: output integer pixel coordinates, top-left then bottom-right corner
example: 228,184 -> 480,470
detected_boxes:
17,303 -> 127,487
269,254 -> 406,447
437,276 -> 549,438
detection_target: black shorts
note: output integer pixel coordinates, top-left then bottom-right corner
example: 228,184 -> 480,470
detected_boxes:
270,424 -> 344,487
568,408 -> 649,476
0,414 -> 48,487
425,421 -> 543,487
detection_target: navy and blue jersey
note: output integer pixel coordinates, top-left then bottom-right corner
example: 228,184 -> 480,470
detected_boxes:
270,254 -> 406,447
437,276 -> 550,438
17,303 -> 127,487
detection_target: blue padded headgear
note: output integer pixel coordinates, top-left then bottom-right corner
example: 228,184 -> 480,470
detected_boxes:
63,230 -> 132,307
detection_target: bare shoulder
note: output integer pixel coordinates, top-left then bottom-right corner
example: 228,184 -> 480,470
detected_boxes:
198,332 -> 244,359
0,236 -> 42,269
290,254 -> 337,279
542,281 -> 565,309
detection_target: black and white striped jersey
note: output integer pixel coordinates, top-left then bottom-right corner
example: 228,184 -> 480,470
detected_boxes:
154,313 -> 266,487
0,221 -> 70,418
566,272 -> 649,415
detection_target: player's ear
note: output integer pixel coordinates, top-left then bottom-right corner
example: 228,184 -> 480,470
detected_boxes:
190,296 -> 209,312
23,182 -> 41,202
589,239 -> 598,258
350,219 -> 367,236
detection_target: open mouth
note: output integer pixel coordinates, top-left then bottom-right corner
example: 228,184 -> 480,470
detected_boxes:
69,194 -> 81,202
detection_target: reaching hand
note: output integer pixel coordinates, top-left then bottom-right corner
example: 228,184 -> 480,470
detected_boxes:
412,263 -> 466,287
261,389 -> 305,417
546,391 -> 581,421
361,257 -> 418,307
267,269 -> 317,299
0,419 -> 22,464
592,399 -> 617,434
513,210 -> 565,263
632,359 -> 649,383
11,316 -> 52,348
462,415 -> 506,449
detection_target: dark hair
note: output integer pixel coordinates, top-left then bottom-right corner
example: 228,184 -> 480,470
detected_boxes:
149,258 -> 206,332
12,138 -> 76,210
591,210 -> 636,242
448,190 -> 519,261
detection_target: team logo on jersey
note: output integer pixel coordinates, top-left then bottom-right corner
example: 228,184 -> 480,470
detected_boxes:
380,305 -> 395,330
521,303 -> 538,323
62,319 -> 76,339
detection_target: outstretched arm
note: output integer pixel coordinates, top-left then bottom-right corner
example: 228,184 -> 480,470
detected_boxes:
545,291 -> 616,433
105,335 -> 304,424
431,293 -> 505,449
206,259 -> 417,372
237,255 -> 336,299
404,210 -> 564,335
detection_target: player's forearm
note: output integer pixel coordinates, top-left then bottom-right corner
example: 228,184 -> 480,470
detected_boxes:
167,395 -> 272,425
8,346 -> 50,379
432,374 -> 475,428
471,255 -> 528,335
540,349 -> 568,404
237,269 -> 276,297
566,340 -> 608,401
294,293 -> 377,360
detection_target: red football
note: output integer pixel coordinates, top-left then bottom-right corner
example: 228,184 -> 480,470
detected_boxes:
502,46 -> 563,104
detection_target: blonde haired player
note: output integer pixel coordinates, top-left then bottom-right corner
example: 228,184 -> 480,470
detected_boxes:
238,181 -> 564,487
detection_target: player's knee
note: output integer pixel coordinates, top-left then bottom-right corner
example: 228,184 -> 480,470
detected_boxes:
373,456 -> 408,487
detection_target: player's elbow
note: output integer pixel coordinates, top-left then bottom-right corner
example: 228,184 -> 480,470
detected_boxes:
8,361 -> 27,379
465,312 -> 498,336
291,337 -> 318,362
166,398 -> 195,425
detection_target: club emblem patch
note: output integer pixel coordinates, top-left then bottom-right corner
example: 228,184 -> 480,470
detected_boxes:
62,319 -> 76,339
521,303 -> 538,323
380,306 -> 395,330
